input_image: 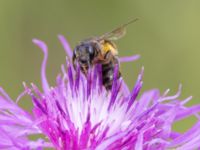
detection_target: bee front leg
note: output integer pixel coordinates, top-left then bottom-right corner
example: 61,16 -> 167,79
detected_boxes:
72,54 -> 77,70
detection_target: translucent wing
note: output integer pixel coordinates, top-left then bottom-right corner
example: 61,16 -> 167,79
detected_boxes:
98,18 -> 139,41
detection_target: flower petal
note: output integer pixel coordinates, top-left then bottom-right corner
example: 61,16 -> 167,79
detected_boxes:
32,39 -> 50,94
58,34 -> 73,58
119,54 -> 140,62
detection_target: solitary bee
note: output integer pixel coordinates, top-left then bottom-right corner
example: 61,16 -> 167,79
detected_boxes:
73,18 -> 138,90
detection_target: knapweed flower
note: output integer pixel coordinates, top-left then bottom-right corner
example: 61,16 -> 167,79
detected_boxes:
0,35 -> 200,150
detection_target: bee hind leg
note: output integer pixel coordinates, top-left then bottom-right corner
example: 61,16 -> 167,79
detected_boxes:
102,51 -> 113,64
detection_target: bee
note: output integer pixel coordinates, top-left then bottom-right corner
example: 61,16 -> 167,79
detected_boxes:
73,18 -> 138,90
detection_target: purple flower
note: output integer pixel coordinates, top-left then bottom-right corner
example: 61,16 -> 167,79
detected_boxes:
0,35 -> 200,149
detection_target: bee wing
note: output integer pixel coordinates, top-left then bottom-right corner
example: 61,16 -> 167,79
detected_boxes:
98,18 -> 139,41
99,26 -> 126,41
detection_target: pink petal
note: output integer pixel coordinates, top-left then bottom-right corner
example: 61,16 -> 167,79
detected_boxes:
58,35 -> 73,58
32,39 -> 50,94
119,54 -> 140,62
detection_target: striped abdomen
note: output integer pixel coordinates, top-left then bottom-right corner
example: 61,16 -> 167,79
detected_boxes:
102,57 -> 121,90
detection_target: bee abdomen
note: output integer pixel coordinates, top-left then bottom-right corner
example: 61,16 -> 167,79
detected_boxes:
102,61 -> 121,90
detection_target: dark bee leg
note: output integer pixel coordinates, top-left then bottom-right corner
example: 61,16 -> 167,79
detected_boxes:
104,51 -> 113,60
98,51 -> 113,64
81,65 -> 89,75
72,53 -> 77,70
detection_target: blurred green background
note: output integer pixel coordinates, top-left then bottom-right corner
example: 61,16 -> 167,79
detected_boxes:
0,0 -> 200,132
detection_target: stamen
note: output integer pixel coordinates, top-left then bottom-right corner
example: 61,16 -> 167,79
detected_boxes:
97,64 -> 103,92
31,95 -> 47,115
74,65 -> 80,90
87,68 -> 92,99
108,65 -> 120,110
181,96 -> 193,105
0,87 -> 13,102
15,87 -> 29,103
158,84 -> 182,102
67,65 -> 74,92
134,133 -> 143,150
127,67 -> 144,111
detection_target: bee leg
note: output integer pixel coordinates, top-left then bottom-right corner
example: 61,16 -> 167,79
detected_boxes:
72,54 -> 77,70
102,51 -> 113,64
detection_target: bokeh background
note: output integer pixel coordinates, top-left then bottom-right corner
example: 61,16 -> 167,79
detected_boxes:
0,0 -> 200,132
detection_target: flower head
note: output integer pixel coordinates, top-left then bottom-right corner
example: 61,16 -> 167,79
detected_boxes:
0,35 -> 200,149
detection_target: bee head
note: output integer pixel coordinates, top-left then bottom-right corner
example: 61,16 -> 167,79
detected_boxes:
73,42 -> 97,67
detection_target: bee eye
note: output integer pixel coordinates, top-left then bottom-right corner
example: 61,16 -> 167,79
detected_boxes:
89,47 -> 95,59
88,46 -> 94,54
73,47 -> 78,56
